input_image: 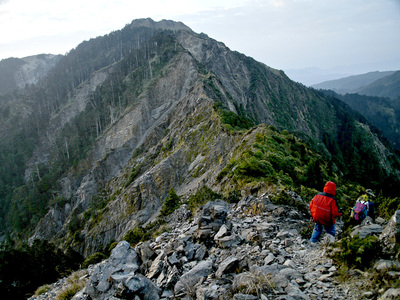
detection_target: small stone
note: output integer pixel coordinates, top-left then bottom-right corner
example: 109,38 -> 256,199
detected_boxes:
216,256 -> 239,278
264,253 -> 275,265
318,273 -> 333,282
328,266 -> 337,272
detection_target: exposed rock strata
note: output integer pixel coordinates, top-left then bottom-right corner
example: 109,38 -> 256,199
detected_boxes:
23,20 -> 400,261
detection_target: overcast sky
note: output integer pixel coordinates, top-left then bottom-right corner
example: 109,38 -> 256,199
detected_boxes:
1,0 -> 400,84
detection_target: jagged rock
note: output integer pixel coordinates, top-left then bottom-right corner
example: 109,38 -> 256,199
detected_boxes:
31,198 -> 395,300
216,234 -> 242,248
379,288 -> 400,300
196,286 -> 222,299
318,273 -> 334,282
122,274 -> 161,300
147,252 -> 166,279
304,270 -> 322,282
136,241 -> 157,262
283,259 -> 296,269
271,274 -> 289,291
277,229 -> 298,239
350,223 -> 383,239
233,294 -> 258,300
380,210 -> 400,255
166,265 -> 180,288
174,259 -> 214,295
165,204 -> 192,224
167,252 -> 180,266
196,200 -> 230,242
75,241 -> 158,299
195,244 -> 208,261
216,255 -> 239,278
184,241 -> 200,261
374,259 -> 400,271
376,217 -> 387,225
240,227 -> 259,243
214,224 -> 230,240
361,216 -> 375,226
264,253 -> 276,265
279,267 -> 303,281
286,282 -> 310,299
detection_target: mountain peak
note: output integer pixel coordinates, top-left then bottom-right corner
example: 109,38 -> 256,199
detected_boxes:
129,18 -> 192,32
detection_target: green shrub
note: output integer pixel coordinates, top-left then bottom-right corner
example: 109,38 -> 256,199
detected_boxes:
56,288 -> 77,300
55,272 -> 87,300
298,186 -> 317,204
332,235 -> 380,270
235,156 -> 274,178
213,100 -> 254,132
162,140 -> 173,152
82,252 -> 107,269
216,163 -> 234,181
106,242 -> 118,255
224,189 -> 241,204
270,190 -> 293,206
73,231 -> 83,243
68,215 -> 82,234
367,268 -> 400,295
49,196 -> 68,207
300,225 -> 313,240
160,189 -> 181,216
123,221 -> 168,247
188,186 -> 222,213
143,219 -> 168,238
124,226 -> 146,246
124,166 -> 141,188
376,196 -> 400,220
34,284 -> 51,296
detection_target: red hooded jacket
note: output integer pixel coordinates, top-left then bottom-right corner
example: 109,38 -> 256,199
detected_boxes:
309,181 -> 341,226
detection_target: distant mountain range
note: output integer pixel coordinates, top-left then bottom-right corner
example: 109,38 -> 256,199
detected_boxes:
284,67 -> 353,86
311,70 -> 400,99
312,71 -> 400,150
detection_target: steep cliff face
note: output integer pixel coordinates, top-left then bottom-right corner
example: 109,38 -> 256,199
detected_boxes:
2,19 -> 397,255
24,66 -> 111,180
176,31 -> 337,138
0,54 -> 61,96
29,46 -> 239,255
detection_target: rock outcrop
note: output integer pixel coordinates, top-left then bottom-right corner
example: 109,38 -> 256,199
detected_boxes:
380,210 -> 400,256
0,54 -> 61,96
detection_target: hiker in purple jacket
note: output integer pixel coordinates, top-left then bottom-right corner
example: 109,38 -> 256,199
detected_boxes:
352,189 -> 376,225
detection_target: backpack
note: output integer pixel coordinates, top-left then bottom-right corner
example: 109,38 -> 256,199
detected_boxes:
352,200 -> 369,221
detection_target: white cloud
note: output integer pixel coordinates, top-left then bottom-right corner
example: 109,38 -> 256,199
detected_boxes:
0,0 -> 399,74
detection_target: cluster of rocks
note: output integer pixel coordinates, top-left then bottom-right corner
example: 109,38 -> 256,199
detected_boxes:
30,196 -> 400,300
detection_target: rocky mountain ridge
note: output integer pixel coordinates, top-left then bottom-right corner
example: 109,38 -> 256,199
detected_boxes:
28,196 -> 400,300
1,18 -> 400,300
1,20 -> 400,298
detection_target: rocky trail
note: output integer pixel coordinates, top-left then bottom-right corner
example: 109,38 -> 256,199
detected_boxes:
29,195 -> 398,300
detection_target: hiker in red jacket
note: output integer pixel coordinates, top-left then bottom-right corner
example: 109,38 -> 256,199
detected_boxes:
309,181 -> 342,243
